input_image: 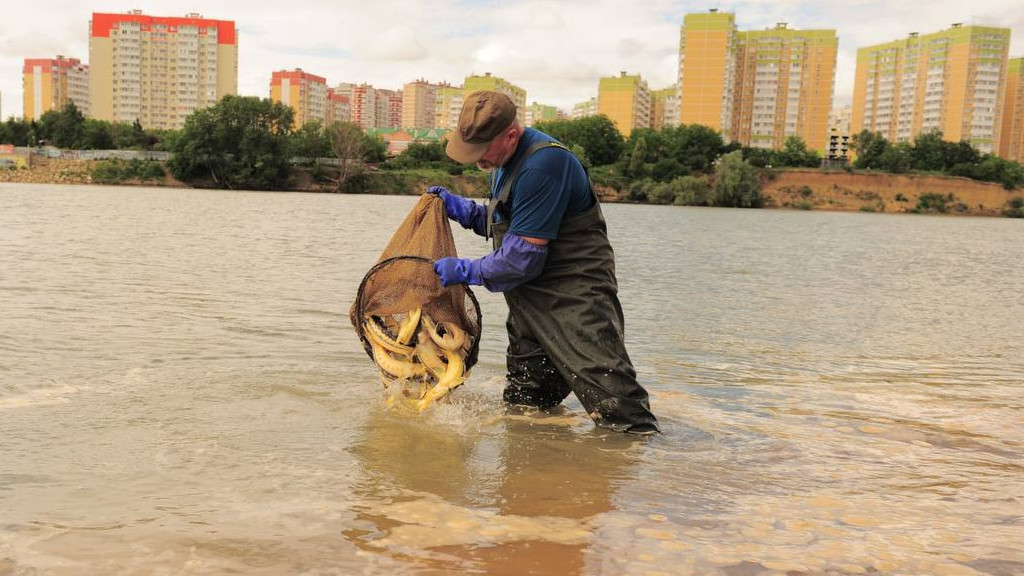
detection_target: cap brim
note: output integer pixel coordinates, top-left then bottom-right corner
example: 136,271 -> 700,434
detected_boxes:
446,133 -> 491,165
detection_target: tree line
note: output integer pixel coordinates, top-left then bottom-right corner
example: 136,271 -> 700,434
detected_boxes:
4,96 -> 1022,200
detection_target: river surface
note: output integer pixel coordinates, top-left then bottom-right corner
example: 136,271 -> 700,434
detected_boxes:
1,183 -> 1022,576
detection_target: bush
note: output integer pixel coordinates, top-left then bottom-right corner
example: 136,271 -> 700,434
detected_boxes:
1003,196 -> 1024,218
91,159 -> 166,184
913,192 -> 954,214
713,151 -> 763,208
669,175 -> 714,206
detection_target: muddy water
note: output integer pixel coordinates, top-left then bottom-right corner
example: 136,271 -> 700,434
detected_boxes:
1,183 -> 1021,575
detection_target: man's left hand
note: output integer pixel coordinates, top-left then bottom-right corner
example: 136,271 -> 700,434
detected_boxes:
434,257 -> 483,287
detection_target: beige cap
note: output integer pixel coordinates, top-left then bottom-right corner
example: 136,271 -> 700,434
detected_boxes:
446,91 -> 517,164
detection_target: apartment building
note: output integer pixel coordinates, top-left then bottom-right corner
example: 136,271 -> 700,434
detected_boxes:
571,97 -> 598,119
376,89 -> 403,129
650,86 -> 680,129
998,57 -> 1024,163
678,10 -> 737,135
524,102 -> 558,127
270,69 -> 327,126
23,56 -> 91,120
598,72 -> 651,135
732,24 -> 837,151
851,24 -> 1011,154
435,84 -> 464,130
678,11 -> 837,152
336,83 -> 375,129
325,88 -> 351,125
464,73 -> 526,125
402,80 -> 438,129
89,10 -> 238,130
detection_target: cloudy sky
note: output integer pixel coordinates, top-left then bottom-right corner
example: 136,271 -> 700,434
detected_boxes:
2,0 -> 1023,120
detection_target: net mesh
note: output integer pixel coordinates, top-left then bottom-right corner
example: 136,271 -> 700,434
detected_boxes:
350,194 -> 482,371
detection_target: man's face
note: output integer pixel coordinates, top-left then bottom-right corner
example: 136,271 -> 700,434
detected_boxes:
476,127 -> 517,172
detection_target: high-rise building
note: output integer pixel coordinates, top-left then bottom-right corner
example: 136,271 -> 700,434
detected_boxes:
464,73 -> 526,125
89,10 -> 238,130
650,86 -> 680,129
678,11 -> 837,152
341,83 -> 375,130
732,24 -> 837,152
23,56 -> 91,120
402,80 -> 438,129
435,84 -> 463,130
325,88 -> 351,125
376,89 -> 403,129
270,69 -> 327,126
571,97 -> 598,119
678,10 -> 737,135
998,57 -> 1024,163
524,102 -> 558,127
598,72 -> 651,135
852,24 -> 1011,154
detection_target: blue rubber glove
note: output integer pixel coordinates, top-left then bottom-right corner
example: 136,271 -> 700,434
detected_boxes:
434,233 -> 549,292
434,257 -> 483,287
428,185 -> 488,237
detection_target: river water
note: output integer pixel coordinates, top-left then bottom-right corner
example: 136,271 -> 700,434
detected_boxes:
1,183 -> 1021,576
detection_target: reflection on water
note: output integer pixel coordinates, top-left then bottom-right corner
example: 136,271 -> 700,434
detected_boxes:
345,405 -> 640,575
1,184 -> 1022,575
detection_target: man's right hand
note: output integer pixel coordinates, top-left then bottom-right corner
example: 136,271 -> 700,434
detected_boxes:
427,185 -> 487,237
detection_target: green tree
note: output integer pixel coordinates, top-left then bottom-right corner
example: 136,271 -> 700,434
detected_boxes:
853,130 -> 890,170
713,150 -> 763,208
328,121 -> 369,191
362,133 -> 388,163
79,119 -> 114,150
534,115 -> 624,166
663,124 -> 725,174
909,131 -> 947,171
627,133 -> 649,178
0,117 -> 37,146
290,121 -> 333,163
38,101 -> 85,148
776,136 -> 821,168
879,142 -> 913,173
169,95 -> 295,190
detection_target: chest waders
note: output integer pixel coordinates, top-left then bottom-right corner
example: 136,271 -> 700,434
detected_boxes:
486,142 -> 660,434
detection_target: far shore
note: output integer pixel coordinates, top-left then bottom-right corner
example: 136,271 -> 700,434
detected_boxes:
2,157 -> 1021,218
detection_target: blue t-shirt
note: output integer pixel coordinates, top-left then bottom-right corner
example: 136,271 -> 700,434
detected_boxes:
489,128 -> 594,240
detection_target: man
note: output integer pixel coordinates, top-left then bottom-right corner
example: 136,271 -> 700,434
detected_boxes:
428,91 -> 659,434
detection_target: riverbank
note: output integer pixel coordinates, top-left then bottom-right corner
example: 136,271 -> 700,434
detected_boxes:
762,168 -> 1021,216
3,157 -> 1021,216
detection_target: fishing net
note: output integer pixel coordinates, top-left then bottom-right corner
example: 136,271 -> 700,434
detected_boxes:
350,194 -> 482,408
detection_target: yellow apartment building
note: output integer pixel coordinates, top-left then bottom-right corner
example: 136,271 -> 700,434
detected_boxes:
89,10 -> 238,130
732,25 -> 837,152
270,69 -> 327,126
402,80 -> 438,129
23,56 -> 90,120
435,85 -> 464,130
524,102 -> 559,127
463,73 -> 526,125
598,72 -> 651,135
999,57 -> 1024,163
571,97 -> 598,119
678,11 -> 837,152
678,10 -> 736,135
852,24 -> 1011,154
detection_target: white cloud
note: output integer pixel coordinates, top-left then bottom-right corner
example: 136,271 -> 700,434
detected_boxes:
0,0 -> 1022,119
